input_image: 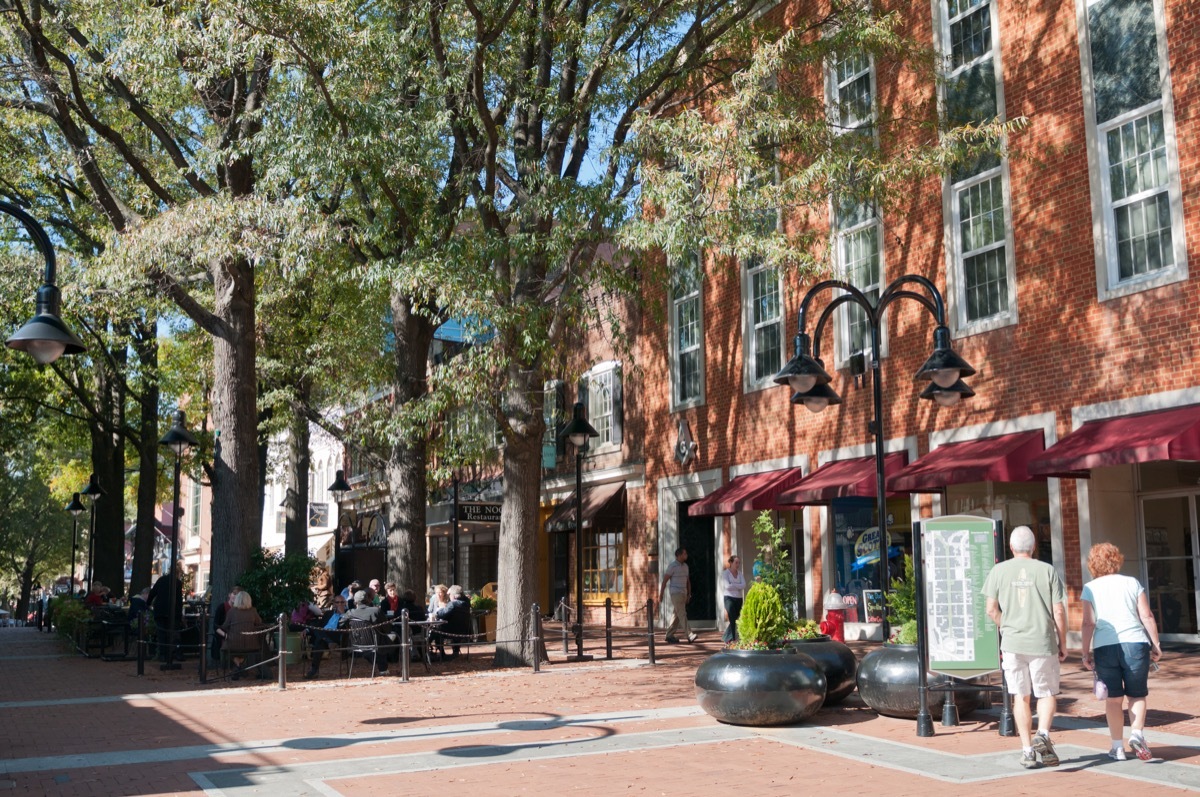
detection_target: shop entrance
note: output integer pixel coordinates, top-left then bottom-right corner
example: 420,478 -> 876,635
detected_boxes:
1141,493 -> 1199,638
677,502 -> 716,624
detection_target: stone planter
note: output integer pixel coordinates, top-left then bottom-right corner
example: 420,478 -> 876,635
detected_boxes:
784,635 -> 858,705
695,648 -> 827,726
856,643 -> 980,720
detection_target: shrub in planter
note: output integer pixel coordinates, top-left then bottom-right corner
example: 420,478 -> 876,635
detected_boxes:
237,549 -> 319,627
733,582 -> 790,650
50,596 -> 90,640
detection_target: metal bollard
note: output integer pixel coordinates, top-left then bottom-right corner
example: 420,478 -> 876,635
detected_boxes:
277,614 -> 287,690
400,610 -> 411,683
605,598 -> 613,660
199,607 -> 208,684
136,612 -> 146,676
646,598 -> 656,665
531,603 -> 541,673
560,599 -> 570,655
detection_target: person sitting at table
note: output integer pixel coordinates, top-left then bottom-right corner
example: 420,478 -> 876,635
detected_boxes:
290,599 -> 322,631
340,580 -> 361,605
368,579 -> 383,605
433,585 -> 472,661
127,587 -> 150,625
305,596 -> 349,679
210,586 -> 243,664
345,589 -> 394,673
217,591 -> 264,680
383,582 -> 401,615
428,584 -> 449,615
398,588 -> 427,622
84,581 -> 108,608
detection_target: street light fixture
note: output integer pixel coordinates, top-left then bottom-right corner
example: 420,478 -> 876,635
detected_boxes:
158,409 -> 198,670
81,472 -> 104,592
327,469 -> 352,581
0,200 -> 86,364
65,492 -> 85,594
559,401 -> 599,661
774,275 -> 975,737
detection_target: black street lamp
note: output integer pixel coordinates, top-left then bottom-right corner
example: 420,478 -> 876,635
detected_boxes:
559,401 -> 599,661
327,469 -> 352,580
1,200 -> 86,364
451,472 -> 460,586
81,473 -> 104,592
65,492 -> 85,594
158,409 -> 198,670
774,275 -> 975,737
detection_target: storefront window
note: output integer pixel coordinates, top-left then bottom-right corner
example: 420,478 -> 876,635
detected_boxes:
829,497 -> 912,621
944,481 -> 1051,563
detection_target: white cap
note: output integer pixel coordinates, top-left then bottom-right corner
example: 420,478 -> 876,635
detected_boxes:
825,591 -> 846,610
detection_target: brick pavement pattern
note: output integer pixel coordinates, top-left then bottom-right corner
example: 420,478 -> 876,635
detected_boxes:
2,628 -> 1200,795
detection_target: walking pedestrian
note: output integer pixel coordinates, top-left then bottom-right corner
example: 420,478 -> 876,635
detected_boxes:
982,526 -> 1067,769
659,547 -> 696,644
721,555 -> 745,645
1080,542 -> 1162,761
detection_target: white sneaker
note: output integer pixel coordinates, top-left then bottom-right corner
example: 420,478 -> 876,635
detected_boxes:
1129,736 -> 1152,761
1108,746 -> 1127,761
687,632 -> 698,643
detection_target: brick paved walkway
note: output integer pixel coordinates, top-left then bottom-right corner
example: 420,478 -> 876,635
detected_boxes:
1,626 -> 1198,795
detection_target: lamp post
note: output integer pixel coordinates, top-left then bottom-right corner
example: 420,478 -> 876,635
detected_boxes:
81,473 -> 104,592
774,275 -> 975,737
158,409 -> 198,670
327,469 -> 352,585
559,401 -> 599,661
1,200 -> 86,364
65,493 -> 85,594
451,472 -> 460,585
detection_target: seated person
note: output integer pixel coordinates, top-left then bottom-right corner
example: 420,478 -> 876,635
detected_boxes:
398,589 -> 427,622
217,591 -> 264,680
127,587 -> 150,625
304,596 -> 348,679
432,585 -> 472,660
290,600 -> 322,631
84,581 -> 108,608
382,582 -> 401,616
345,590 -> 394,673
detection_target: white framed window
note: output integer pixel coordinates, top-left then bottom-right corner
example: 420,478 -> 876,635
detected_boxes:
188,477 -> 201,540
826,49 -> 885,366
741,257 -> 783,391
1078,0 -> 1185,299
580,361 -> 623,450
936,0 -> 1017,335
670,253 -> 704,410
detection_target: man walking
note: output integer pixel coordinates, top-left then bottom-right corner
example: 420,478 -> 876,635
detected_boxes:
659,547 -> 697,644
982,526 -> 1067,769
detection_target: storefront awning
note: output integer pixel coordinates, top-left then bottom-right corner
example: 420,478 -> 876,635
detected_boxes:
775,453 -> 909,505
686,468 -> 806,517
887,430 -> 1046,493
1027,404 -> 1200,479
545,481 -> 626,532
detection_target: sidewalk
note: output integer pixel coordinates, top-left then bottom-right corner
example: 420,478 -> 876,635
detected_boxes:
1,626 -> 1198,796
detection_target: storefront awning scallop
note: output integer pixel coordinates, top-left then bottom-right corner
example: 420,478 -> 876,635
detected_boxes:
545,482 -> 626,532
1027,404 -> 1200,479
686,468 -> 806,517
775,453 -> 909,505
887,430 -> 1046,493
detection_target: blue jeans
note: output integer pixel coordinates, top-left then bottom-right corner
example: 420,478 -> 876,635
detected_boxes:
723,597 -> 743,643
1094,642 -> 1150,699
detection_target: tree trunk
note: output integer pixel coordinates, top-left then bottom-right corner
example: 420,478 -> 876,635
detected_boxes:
207,255 -> 261,605
385,293 -> 435,594
494,370 -> 547,667
131,324 -> 160,597
89,412 -> 126,597
285,395 -> 312,557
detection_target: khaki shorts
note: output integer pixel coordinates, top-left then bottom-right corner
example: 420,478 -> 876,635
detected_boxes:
1002,651 -> 1060,698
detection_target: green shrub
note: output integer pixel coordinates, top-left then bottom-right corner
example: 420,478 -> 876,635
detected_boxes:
50,596 -> 90,640
735,582 -> 790,649
751,511 -> 797,622
890,619 -> 918,645
237,549 -> 318,624
470,594 -> 496,612
784,619 -> 824,641
886,554 -> 917,626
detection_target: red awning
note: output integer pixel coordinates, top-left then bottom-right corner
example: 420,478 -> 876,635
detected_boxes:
887,430 -> 1046,493
775,453 -> 909,505
1028,404 -> 1200,479
687,468 -> 806,517
545,481 -> 626,532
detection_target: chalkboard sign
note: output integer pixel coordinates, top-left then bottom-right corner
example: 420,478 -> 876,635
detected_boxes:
919,515 -> 1002,678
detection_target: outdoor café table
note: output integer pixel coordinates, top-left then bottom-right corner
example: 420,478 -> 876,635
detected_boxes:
391,617 -> 444,669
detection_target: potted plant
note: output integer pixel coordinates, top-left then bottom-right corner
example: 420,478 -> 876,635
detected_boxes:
470,593 -> 496,642
237,549 -> 319,664
694,582 -> 827,726
783,619 -> 859,705
855,556 -> 980,719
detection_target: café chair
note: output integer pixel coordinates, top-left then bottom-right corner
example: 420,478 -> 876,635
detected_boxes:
347,618 -> 386,678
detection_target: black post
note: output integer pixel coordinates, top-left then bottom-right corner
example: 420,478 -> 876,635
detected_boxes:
69,513 -> 79,595
85,492 -> 97,592
561,599 -> 570,654
869,322 -> 891,644
913,520 -> 934,736
646,598 -> 656,665
531,603 -> 541,673
162,453 -> 183,670
199,607 -> 208,684
995,520 -> 1015,737
400,610 -> 410,682
451,473 -> 460,585
278,614 -> 287,690
605,597 -> 613,660
136,611 -> 146,676
574,449 -> 585,659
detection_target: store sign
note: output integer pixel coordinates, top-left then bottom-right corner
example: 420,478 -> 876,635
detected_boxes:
853,527 -> 891,558
459,503 -> 501,523
308,502 -> 330,528
919,515 -> 1002,678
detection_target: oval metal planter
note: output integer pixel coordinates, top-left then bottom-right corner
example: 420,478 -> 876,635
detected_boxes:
856,643 -> 980,720
784,635 -> 858,705
695,648 -> 828,726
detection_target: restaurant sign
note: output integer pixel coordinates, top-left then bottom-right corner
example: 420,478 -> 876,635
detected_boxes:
459,502 -> 502,524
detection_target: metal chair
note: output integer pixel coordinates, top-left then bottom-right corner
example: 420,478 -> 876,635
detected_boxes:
347,618 -> 385,677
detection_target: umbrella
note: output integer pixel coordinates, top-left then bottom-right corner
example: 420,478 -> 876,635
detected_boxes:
0,609 -> 10,616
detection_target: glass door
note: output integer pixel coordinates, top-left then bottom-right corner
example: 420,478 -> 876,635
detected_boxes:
1141,495 -> 1198,637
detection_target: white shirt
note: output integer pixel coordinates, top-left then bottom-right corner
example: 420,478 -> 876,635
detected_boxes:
721,568 -> 746,599
1081,573 -> 1149,648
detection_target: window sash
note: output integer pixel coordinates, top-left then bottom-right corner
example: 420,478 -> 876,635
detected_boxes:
746,260 -> 782,384
672,260 -> 703,406
839,221 -> 881,358
583,529 -> 625,600
587,369 -> 615,445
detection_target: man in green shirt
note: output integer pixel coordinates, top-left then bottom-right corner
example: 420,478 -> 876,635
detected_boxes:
982,526 -> 1067,770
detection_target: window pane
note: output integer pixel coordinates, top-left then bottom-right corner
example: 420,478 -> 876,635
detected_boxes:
1115,192 -> 1173,280
1108,111 -> 1167,201
587,369 -> 614,444
963,246 -> 1008,321
950,5 -> 991,69
946,59 -> 998,126
1089,0 -> 1161,124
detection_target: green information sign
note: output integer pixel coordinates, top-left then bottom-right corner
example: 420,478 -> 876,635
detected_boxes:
919,515 -> 1002,678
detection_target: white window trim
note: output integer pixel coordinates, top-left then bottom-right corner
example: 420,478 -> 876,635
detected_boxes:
740,258 -> 784,393
669,257 -> 705,412
583,360 -> 621,453
932,0 -> 1019,337
1076,0 -> 1187,302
